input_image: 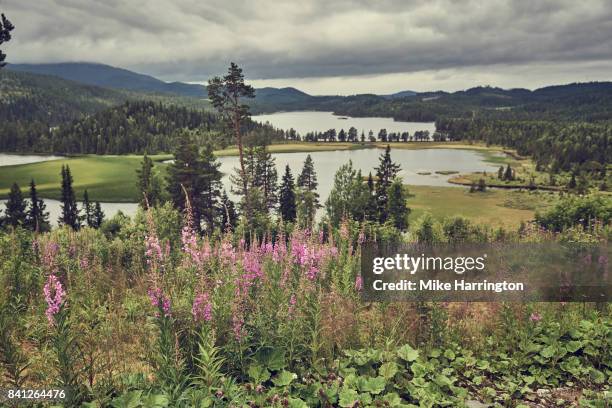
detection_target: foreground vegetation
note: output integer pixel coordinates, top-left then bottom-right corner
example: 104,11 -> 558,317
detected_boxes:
0,199 -> 610,407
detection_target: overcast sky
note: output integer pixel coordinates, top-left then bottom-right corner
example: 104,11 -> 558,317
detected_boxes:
2,0 -> 612,94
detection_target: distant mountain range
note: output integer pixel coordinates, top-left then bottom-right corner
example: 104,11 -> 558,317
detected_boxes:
5,62 -> 612,121
7,62 -> 418,103
8,62 -> 209,98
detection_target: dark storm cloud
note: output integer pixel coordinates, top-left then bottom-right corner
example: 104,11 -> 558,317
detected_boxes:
2,0 -> 612,81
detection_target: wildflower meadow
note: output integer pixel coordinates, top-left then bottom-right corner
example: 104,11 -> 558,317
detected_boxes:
0,203 -> 610,407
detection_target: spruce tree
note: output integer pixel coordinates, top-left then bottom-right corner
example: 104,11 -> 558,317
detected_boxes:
59,165 -> 80,230
167,133 -> 222,232
387,178 -> 410,231
504,164 -> 513,181
278,165 -> 296,222
375,145 -> 401,222
4,182 -> 26,227
93,202 -> 105,228
219,190 -> 237,231
199,143 -> 223,232
498,166 -> 504,180
297,154 -> 320,208
254,146 -> 278,211
25,179 -> 50,232
137,154 -> 162,207
82,190 -> 94,227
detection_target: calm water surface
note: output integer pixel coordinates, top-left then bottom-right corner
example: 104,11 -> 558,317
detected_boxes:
253,111 -> 436,136
0,153 -> 62,166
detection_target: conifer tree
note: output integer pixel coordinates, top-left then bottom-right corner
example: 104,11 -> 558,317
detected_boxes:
387,178 -> 410,231
207,63 -> 255,204
167,132 -> 222,232
137,154 -> 162,207
504,164 -> 514,181
25,179 -> 50,232
4,182 -> 26,227
254,146 -> 278,211
82,190 -> 94,227
219,190 -> 237,231
375,145 -> 401,222
0,13 -> 14,69
93,202 -> 105,228
297,154 -> 320,208
59,165 -> 80,230
278,165 -> 296,222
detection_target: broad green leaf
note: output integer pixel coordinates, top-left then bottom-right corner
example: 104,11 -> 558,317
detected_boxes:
540,345 -> 556,358
379,362 -> 398,379
398,344 -> 419,362
443,349 -> 456,360
248,363 -> 271,384
142,394 -> 169,408
338,388 -> 359,407
362,376 -> 386,394
273,370 -> 297,387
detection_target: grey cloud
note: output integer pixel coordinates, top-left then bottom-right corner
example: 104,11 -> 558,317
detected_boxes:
2,0 -> 612,82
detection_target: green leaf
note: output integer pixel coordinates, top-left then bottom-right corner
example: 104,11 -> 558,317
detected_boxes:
443,349 -> 456,360
397,344 -> 419,362
248,363 -> 271,384
338,388 -> 359,407
288,397 -> 308,408
411,362 -> 427,378
540,345 -> 556,358
273,370 -> 297,387
362,376 -> 386,395
589,368 -> 606,384
142,394 -> 169,408
379,362 -> 399,379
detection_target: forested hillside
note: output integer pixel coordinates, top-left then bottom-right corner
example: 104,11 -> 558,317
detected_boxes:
0,100 -> 285,154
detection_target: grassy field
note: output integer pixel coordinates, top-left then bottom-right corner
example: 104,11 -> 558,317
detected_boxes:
0,155 -> 161,202
406,184 -> 558,228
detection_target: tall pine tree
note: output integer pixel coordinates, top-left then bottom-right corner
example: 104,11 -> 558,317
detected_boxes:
278,165 -> 296,222
375,145 -> 401,222
59,165 -> 80,230
25,179 -> 50,232
4,182 -> 26,227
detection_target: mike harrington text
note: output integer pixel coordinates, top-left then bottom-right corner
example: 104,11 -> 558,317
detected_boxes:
372,279 -> 524,293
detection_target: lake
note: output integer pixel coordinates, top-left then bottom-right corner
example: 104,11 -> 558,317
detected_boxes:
1,146 -> 500,224
253,111 -> 436,136
0,153 -> 62,166
217,147 -> 500,204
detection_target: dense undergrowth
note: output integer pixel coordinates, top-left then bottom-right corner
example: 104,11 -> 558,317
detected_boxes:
0,205 -> 610,407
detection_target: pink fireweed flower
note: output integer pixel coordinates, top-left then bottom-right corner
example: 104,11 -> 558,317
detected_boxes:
273,240 -> 287,262
529,312 -> 542,323
355,275 -> 363,291
145,234 -> 164,266
148,287 -> 171,317
43,274 -> 65,325
192,292 -> 213,322
232,312 -> 245,341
